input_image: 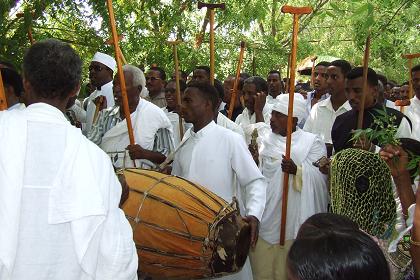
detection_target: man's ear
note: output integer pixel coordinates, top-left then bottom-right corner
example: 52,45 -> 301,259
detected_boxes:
69,83 -> 81,98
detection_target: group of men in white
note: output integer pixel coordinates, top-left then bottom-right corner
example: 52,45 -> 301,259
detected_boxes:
0,38 -> 419,280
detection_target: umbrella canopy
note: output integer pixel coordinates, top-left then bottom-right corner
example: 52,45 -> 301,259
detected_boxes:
297,55 -> 340,75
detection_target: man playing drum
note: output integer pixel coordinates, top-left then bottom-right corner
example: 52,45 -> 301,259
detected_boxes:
172,81 -> 267,280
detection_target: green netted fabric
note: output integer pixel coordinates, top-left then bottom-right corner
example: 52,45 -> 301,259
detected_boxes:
330,148 -> 396,239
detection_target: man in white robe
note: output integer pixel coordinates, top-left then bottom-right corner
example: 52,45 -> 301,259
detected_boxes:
405,64 -> 420,141
249,94 -> 329,280
0,39 -> 137,280
235,76 -> 272,144
172,81 -> 267,280
91,65 -> 174,169
83,52 -> 116,134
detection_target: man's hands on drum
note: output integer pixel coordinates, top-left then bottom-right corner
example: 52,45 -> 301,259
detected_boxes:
243,215 -> 260,248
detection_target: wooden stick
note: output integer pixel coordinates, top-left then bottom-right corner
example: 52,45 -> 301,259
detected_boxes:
357,35 -> 371,129
280,5 -> 312,246
228,41 -> 246,120
285,53 -> 291,93
106,0 -> 135,146
209,9 -> 215,85
198,2 -> 226,85
310,56 -> 317,89
0,71 -> 8,111
168,41 -> 184,140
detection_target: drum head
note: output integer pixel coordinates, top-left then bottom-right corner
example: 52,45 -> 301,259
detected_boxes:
211,212 -> 251,275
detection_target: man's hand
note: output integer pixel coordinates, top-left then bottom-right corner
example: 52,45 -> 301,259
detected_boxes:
379,144 -> 409,178
248,144 -> 259,165
318,157 -> 331,175
243,215 -> 260,248
93,96 -> 107,111
253,92 -> 266,115
281,155 -> 297,175
126,144 -> 146,160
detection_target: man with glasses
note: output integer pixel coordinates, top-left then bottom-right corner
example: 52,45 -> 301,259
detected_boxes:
83,52 -> 116,134
145,66 -> 167,108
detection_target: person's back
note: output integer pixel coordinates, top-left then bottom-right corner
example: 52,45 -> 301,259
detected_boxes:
0,39 -> 137,280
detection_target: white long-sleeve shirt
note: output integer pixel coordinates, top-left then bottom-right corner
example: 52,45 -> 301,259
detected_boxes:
172,121 -> 266,280
0,103 -> 137,280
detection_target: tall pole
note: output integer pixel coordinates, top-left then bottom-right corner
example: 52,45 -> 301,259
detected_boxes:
357,35 -> 371,129
280,5 -> 313,246
228,41 -> 246,120
106,0 -> 135,146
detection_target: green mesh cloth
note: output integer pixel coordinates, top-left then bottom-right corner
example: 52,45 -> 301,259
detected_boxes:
330,148 -> 396,239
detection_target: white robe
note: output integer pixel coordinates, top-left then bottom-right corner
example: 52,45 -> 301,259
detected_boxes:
258,127 -> 329,243
84,81 -> 115,134
172,121 -> 267,280
217,112 -> 245,139
0,103 -> 137,280
235,105 -> 272,144
406,96 -> 420,141
162,108 -> 187,147
101,98 -> 173,168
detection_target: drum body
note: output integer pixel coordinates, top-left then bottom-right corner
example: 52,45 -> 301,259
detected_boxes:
122,169 -> 251,279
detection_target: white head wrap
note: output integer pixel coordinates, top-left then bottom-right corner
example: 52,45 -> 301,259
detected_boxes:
272,93 -> 307,123
91,52 -> 116,72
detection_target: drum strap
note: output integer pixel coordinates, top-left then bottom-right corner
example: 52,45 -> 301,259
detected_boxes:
158,134 -> 192,170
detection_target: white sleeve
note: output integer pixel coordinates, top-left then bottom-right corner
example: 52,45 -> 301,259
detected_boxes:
299,137 -> 329,224
395,117 -> 412,139
95,161 -> 138,280
230,134 -> 267,221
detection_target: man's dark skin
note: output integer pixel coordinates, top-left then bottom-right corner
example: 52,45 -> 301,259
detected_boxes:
181,85 -> 260,248
145,69 -> 166,99
164,80 -> 179,113
89,61 -> 113,108
249,111 -> 298,174
311,65 -> 329,107
223,75 -> 242,113
243,83 -> 266,123
326,65 -> 348,111
267,72 -> 283,99
191,69 -> 210,83
113,70 -> 166,164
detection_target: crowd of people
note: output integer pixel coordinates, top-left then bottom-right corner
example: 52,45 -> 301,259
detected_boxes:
0,38 -> 419,280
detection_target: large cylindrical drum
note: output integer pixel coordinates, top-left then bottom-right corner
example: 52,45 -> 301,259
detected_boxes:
121,169 -> 251,279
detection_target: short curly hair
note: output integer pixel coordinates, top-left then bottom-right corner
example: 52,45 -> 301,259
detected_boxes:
23,39 -> 82,99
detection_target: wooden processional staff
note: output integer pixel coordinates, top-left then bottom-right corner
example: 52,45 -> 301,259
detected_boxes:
106,0 -> 135,147
279,5 -> 313,246
198,1 -> 226,85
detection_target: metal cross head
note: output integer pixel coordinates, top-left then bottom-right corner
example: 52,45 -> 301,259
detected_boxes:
197,1 -> 226,10
281,5 -> 312,15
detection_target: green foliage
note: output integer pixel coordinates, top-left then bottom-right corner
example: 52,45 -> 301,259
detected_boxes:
0,0 -> 418,84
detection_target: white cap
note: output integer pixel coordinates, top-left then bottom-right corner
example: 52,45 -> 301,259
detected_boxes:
91,52 -> 116,71
272,93 -> 307,123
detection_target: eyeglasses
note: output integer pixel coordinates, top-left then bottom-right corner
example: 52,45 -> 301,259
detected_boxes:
89,65 -> 104,72
146,76 -> 162,82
